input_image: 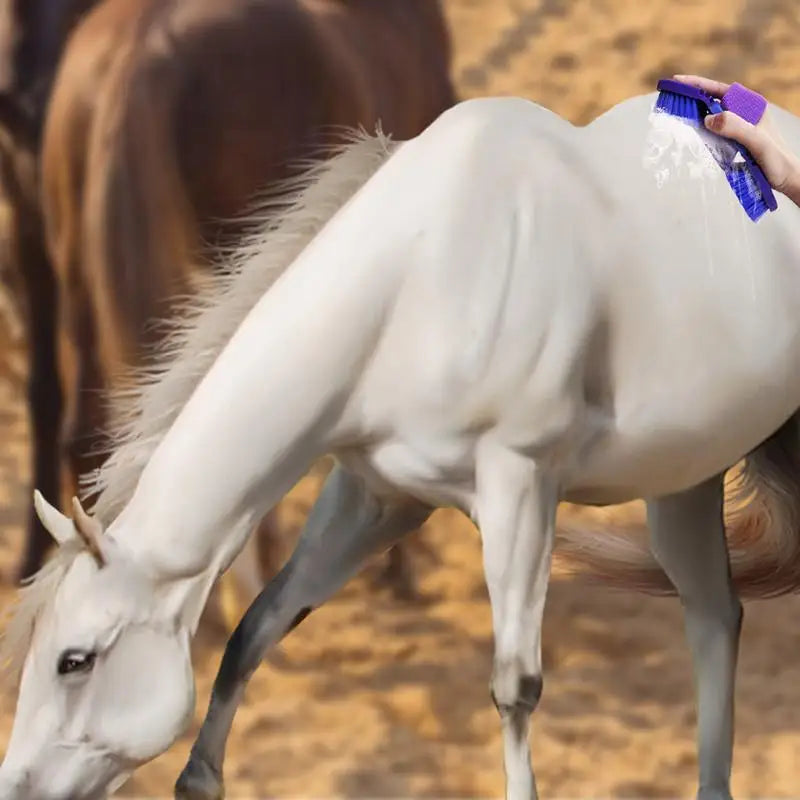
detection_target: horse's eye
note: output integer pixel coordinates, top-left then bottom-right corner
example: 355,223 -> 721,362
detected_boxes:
57,650 -> 96,676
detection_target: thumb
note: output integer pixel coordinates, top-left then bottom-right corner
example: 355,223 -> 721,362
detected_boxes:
704,111 -> 766,158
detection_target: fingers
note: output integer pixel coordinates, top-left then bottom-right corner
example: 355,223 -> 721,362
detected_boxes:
759,108 -> 789,145
673,74 -> 731,98
675,73 -> 778,136
704,111 -> 766,156
672,75 -> 800,202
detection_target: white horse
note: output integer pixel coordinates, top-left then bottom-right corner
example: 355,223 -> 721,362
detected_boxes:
1,90 -> 800,800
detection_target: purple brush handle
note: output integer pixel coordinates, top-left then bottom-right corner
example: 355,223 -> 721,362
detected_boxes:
656,78 -> 719,110
656,78 -> 768,123
721,83 -> 767,125
657,78 -> 778,213
720,83 -> 777,210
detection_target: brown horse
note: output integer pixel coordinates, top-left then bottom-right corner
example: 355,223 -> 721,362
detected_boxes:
2,0 -> 456,599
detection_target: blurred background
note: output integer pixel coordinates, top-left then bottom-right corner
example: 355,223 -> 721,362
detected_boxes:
0,0 -> 799,796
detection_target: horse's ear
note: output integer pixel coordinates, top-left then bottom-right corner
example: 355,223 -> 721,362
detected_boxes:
33,490 -> 75,546
71,497 -> 107,568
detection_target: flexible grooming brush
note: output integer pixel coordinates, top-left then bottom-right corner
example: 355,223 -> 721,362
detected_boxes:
654,78 -> 778,221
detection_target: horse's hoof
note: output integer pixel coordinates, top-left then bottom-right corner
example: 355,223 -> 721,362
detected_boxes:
696,789 -> 733,800
174,757 -> 224,800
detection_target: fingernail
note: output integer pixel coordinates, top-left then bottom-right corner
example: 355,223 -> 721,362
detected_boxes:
704,114 -> 720,130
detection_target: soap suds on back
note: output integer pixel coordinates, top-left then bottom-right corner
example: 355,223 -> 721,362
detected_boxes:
642,106 -> 759,295
642,109 -> 736,187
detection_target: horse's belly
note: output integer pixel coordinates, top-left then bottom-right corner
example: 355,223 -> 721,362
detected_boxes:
338,435 -> 479,512
567,362 -> 800,501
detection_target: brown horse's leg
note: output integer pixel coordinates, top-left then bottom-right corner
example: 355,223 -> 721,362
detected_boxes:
17,225 -> 63,581
59,296 -> 109,516
379,543 -> 417,601
62,366 -> 107,507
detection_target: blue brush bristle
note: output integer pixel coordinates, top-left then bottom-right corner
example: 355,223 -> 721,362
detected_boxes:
654,89 -> 705,127
724,164 -> 771,222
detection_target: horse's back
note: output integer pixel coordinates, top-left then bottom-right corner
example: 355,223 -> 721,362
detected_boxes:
331,94 -> 800,503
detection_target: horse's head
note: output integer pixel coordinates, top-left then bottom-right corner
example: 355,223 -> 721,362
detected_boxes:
0,493 -> 196,799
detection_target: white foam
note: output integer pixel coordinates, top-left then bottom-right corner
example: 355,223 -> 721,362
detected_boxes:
641,108 -> 760,298
642,109 -> 736,186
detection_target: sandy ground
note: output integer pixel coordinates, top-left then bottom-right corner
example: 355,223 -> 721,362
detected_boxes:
1,0 -> 800,796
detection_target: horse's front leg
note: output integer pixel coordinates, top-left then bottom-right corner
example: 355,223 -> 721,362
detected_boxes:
174,464 -> 430,800
647,475 -> 741,800
476,440 -> 558,800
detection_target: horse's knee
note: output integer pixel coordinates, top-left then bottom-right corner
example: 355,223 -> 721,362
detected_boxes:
686,595 -> 743,639
174,754 -> 223,800
490,658 -> 543,716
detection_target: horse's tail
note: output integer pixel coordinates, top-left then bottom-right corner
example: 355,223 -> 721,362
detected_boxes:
557,415 -> 800,598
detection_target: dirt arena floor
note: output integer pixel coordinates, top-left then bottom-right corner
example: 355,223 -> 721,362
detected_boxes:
1,0 -> 800,796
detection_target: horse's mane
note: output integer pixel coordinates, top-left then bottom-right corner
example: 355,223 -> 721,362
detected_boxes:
85,126 -> 397,524
0,544 -> 83,685
0,127 -> 397,684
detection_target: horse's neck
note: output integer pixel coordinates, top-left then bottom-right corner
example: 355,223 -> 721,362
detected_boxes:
107,201 -> 399,598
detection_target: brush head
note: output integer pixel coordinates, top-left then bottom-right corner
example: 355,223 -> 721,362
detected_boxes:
654,78 -> 724,123
653,89 -> 705,127
653,78 -> 778,222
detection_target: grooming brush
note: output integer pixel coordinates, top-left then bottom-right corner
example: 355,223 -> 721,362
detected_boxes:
654,78 -> 778,221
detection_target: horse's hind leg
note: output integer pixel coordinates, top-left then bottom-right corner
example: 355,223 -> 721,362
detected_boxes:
476,441 -> 557,800
647,475 -> 741,800
376,542 -> 417,600
17,230 -> 63,581
175,464 -> 430,800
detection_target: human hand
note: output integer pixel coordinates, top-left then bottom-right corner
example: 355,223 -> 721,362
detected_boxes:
674,74 -> 800,205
